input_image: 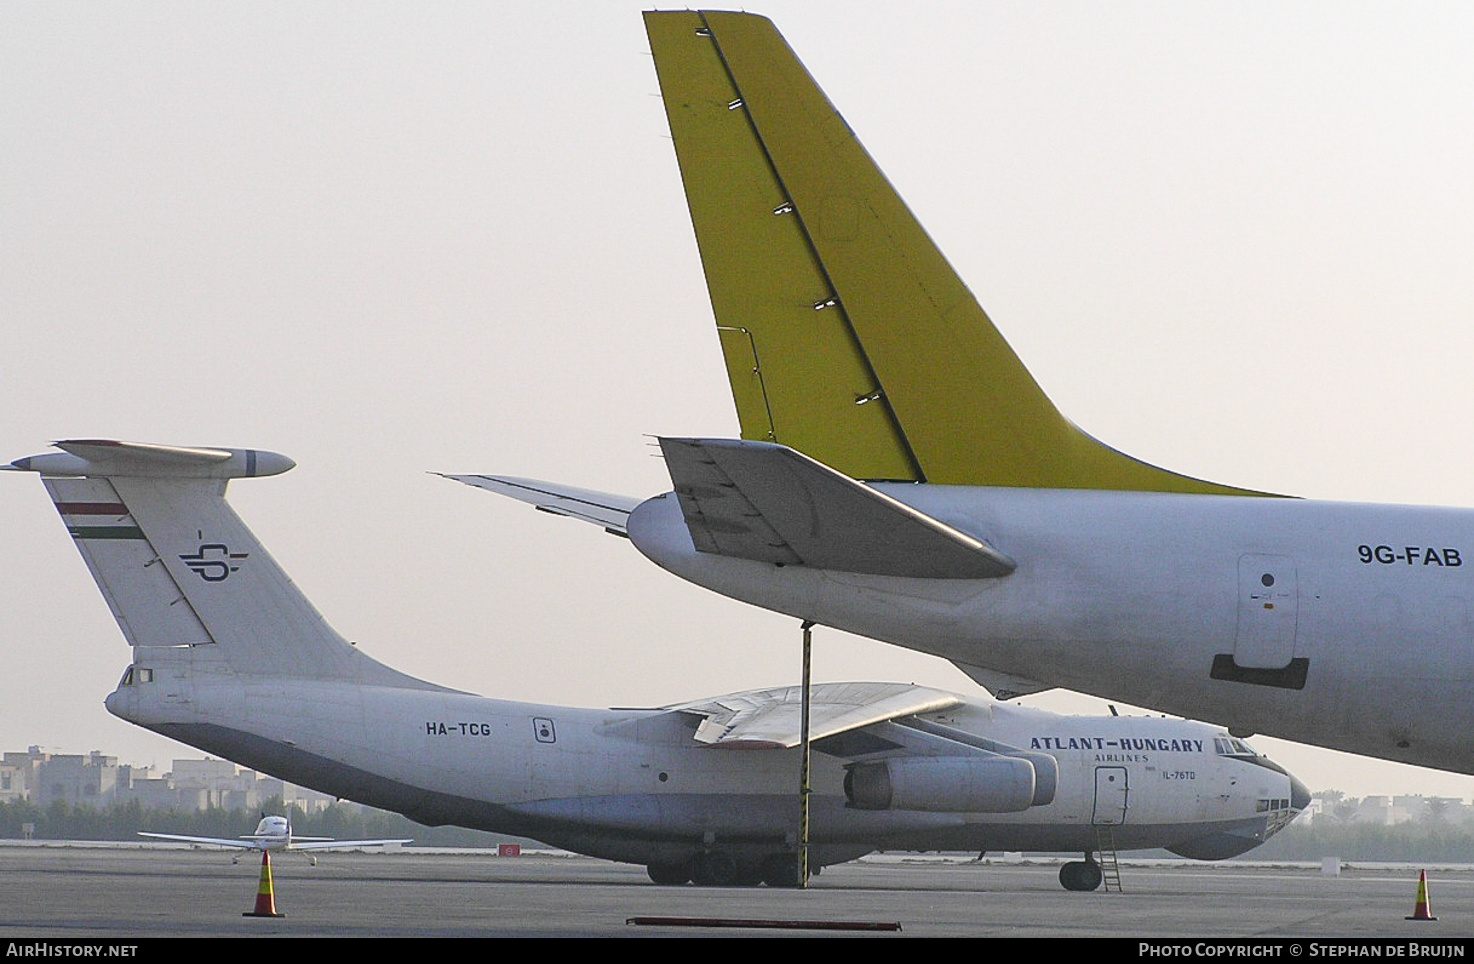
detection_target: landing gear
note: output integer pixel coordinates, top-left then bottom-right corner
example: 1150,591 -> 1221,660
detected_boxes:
1059,856 -> 1103,892
690,851 -> 740,887
646,861 -> 691,886
759,853 -> 804,888
647,852 -> 809,887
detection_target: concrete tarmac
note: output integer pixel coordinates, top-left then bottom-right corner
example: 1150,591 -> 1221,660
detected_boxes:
1,845 -> 1472,939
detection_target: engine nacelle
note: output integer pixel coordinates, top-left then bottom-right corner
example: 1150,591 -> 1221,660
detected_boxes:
844,755 -> 1037,813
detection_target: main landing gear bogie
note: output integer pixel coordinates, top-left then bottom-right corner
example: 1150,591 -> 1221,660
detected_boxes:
645,851 -> 810,888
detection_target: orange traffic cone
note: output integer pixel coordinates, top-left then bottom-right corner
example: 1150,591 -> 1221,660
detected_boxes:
1406,869 -> 1437,921
243,850 -> 285,918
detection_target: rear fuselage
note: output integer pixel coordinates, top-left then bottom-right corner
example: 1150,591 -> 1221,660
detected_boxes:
628,486 -> 1474,774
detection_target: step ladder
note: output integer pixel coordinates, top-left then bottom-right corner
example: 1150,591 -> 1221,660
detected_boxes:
1094,825 -> 1123,892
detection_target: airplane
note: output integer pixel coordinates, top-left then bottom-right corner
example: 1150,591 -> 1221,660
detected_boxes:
139,814 -> 411,864
453,10 -> 1474,780
3,439 -> 1305,890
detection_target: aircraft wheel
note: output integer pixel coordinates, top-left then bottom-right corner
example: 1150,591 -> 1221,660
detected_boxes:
646,861 -> 691,886
691,851 -> 739,887
759,854 -> 803,888
734,864 -> 765,887
1059,860 -> 1102,892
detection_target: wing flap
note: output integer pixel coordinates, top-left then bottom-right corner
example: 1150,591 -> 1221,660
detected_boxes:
668,681 -> 964,748
286,838 -> 412,852
657,437 -> 1013,579
138,832 -> 258,849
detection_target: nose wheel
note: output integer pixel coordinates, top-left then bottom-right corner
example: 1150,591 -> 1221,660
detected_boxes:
1059,857 -> 1103,891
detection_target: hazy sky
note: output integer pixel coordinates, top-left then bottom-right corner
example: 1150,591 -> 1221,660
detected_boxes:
5,2 -> 1474,802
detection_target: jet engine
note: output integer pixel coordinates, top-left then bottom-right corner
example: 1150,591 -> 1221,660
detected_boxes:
844,755 -> 1037,812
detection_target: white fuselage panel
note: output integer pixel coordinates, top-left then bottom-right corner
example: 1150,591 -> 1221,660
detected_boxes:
627,487 -> 1474,772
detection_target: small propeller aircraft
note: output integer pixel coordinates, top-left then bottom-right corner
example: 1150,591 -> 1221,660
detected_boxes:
139,814 -> 411,864
5,439 -> 1306,889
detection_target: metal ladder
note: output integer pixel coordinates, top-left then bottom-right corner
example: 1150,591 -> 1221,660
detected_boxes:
1094,825 -> 1123,892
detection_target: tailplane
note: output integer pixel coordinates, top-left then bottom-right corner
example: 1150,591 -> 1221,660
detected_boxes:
6,440 -> 422,686
645,11 -> 1273,496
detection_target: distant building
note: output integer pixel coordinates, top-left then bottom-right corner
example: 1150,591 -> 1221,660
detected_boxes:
1306,791 -> 1474,827
0,745 -> 336,814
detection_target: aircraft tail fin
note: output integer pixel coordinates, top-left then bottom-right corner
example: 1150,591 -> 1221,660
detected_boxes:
645,11 -> 1270,496
6,440 -> 417,685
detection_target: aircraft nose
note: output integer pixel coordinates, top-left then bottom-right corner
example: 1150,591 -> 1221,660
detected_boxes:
1289,773 -> 1311,812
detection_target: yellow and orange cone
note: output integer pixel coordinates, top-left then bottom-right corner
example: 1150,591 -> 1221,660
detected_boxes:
1406,869 -> 1437,921
243,850 -> 285,918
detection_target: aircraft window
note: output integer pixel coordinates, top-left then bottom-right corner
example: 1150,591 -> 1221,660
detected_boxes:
118,666 -> 153,686
1214,736 -> 1257,756
1261,573 -> 1275,587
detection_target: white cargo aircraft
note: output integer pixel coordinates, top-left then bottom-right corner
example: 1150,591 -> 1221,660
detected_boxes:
458,11 -> 1474,778
140,814 -> 410,864
5,440 -> 1304,890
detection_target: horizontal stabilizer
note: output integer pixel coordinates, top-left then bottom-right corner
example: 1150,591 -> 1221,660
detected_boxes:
6,438 -> 436,688
3,439 -> 294,479
438,475 -> 639,535
656,438 -> 1014,579
668,681 -> 963,748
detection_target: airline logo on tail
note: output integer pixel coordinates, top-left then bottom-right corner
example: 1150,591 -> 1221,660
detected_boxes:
179,542 -> 249,582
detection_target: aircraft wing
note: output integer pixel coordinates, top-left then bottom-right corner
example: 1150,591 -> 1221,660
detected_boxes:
138,832 -> 410,851
668,681 -> 964,748
285,838 -> 412,852
655,437 -> 1015,579
138,832 -> 264,850
438,474 -> 639,535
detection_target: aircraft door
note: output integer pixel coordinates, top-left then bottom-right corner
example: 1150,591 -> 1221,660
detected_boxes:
1092,767 -> 1128,826
1234,554 -> 1298,669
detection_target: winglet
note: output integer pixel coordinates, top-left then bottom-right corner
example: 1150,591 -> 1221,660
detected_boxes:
645,11 -> 1275,497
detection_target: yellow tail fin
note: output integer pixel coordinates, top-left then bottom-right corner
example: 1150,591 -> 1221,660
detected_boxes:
646,11 -> 1269,496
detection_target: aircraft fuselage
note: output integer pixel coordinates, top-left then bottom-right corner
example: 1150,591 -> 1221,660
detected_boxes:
105,662 -> 1295,866
627,486 -> 1474,773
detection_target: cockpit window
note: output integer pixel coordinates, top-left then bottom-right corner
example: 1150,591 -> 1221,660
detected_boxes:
1213,736 -> 1256,757
119,666 -> 153,686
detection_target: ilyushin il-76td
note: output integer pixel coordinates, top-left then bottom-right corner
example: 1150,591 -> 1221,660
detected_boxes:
5,439 -> 1304,890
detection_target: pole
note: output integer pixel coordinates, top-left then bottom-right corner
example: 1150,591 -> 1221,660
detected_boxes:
799,618 -> 814,888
